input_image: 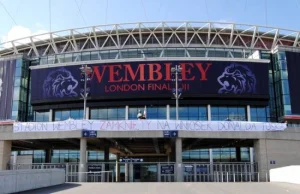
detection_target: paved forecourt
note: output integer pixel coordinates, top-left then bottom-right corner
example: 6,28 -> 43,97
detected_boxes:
19,183 -> 300,194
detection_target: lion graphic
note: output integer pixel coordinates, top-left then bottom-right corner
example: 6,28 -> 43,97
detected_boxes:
217,63 -> 256,94
43,68 -> 78,98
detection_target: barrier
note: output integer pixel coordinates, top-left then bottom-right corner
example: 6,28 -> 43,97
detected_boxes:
0,169 -> 65,194
8,162 -> 264,183
67,171 -> 114,182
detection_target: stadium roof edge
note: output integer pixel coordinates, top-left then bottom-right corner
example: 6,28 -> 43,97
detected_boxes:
1,21 -> 300,57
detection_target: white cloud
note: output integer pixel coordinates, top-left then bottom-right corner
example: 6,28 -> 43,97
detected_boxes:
213,19 -> 235,29
1,25 -> 49,49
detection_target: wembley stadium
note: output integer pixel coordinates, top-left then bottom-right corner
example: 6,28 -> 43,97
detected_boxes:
0,21 -> 300,183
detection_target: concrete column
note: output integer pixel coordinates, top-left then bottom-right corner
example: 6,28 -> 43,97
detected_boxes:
115,154 -> 120,182
13,151 -> 17,164
125,163 -> 129,182
209,148 -> 213,179
45,149 -> 51,163
254,139 -> 269,181
207,104 -> 211,121
0,140 -> 12,170
49,109 -> 53,121
175,138 -> 182,182
129,163 -> 134,182
79,138 -> 87,182
166,105 -> 170,120
125,106 -> 129,120
250,147 -> 254,163
250,147 -> 254,181
247,105 -> 251,121
86,107 -> 90,119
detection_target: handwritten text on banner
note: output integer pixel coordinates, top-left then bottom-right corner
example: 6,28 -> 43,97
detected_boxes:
13,120 -> 287,133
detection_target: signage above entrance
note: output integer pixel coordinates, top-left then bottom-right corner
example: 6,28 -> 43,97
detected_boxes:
30,60 -> 270,104
13,120 -> 287,133
163,130 -> 178,138
82,130 -> 97,138
119,158 -> 144,163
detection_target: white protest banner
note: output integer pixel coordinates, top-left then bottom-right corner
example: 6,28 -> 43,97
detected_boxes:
13,120 -> 287,133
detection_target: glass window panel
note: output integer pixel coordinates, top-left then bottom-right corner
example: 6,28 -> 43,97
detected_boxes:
81,52 -> 91,61
117,108 -> 125,118
91,51 -> 99,60
13,87 -> 20,100
218,107 -> 228,116
72,52 -> 81,61
281,80 -> 290,95
170,107 -> 176,119
64,53 -> 73,62
15,67 -> 22,77
54,111 -> 62,121
283,95 -> 291,105
189,107 -> 198,116
108,108 -> 118,119
256,107 -> 266,117
157,107 -> 166,118
189,151 -> 200,160
179,107 -> 189,117
129,107 -> 139,120
70,110 -> 80,119
99,109 -> 108,119
250,108 -> 257,118
12,101 -> 19,111
189,117 -> 198,120
90,109 -> 98,119
61,110 -> 70,120
14,77 -> 21,86
199,107 -> 207,117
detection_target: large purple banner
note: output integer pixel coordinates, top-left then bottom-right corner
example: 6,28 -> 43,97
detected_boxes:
0,59 -> 16,120
31,61 -> 269,103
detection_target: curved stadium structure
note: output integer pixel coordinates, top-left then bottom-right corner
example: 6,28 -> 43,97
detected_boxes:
0,21 -> 300,182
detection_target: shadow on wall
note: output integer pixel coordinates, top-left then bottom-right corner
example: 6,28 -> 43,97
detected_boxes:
15,183 -> 81,194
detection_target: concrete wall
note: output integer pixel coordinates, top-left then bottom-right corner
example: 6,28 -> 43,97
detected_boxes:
0,141 -> 11,170
0,169 -> 65,194
270,166 -> 300,184
254,139 -> 300,181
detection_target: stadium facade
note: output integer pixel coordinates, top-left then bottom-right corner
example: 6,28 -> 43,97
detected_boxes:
0,21 -> 300,182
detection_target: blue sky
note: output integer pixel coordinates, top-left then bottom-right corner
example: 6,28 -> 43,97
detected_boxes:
1,0 -> 300,43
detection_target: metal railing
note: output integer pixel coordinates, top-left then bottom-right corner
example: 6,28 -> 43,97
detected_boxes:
67,171 -> 114,182
8,162 -> 264,183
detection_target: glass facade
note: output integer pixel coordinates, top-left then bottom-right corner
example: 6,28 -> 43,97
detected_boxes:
8,50 -> 299,123
17,150 -> 116,163
183,149 -> 209,162
34,111 -> 50,122
90,107 -> 125,120
38,47 -> 260,66
129,106 -> 166,120
17,148 -> 250,163
48,105 -> 271,122
11,59 -> 30,121
54,109 -> 84,121
250,107 -> 269,122
211,106 -> 246,121
183,147 -> 250,162
170,106 -> 207,120
272,51 -> 291,118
